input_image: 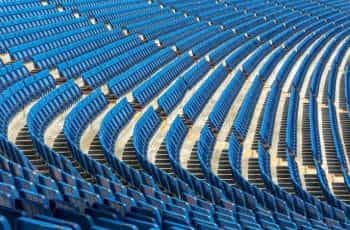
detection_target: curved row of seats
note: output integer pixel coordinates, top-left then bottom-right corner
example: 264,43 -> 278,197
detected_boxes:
27,81 -> 83,177
139,1 -> 350,228
163,0 -> 350,228
0,0 -> 350,228
135,0 -> 350,228
259,21 -> 350,213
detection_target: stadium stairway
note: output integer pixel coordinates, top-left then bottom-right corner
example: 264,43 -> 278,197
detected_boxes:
15,125 -> 50,175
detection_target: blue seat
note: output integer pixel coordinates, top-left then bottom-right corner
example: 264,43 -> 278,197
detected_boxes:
83,41 -> 159,88
33,28 -> 124,69
0,62 -> 29,93
191,30 -> 234,58
0,215 -> 10,230
183,65 -> 228,123
158,78 -> 187,115
54,207 -> 94,229
35,215 -> 81,230
0,17 -> 89,52
15,177 -> 37,193
176,26 -> 221,53
95,217 -> 137,230
233,78 -> 263,141
159,22 -> 208,47
133,53 -> 193,106
108,47 -> 176,97
208,70 -> 245,131
16,217 -> 72,230
16,197 -> 51,217
225,39 -> 260,70
58,34 -> 142,79
37,185 -> 63,201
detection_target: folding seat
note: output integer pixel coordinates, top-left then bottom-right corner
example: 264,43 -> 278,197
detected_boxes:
57,181 -> 79,198
0,191 -> 16,210
85,204 -> 119,221
274,212 -> 297,229
110,180 -> 127,195
0,215 -> 10,230
37,185 -> 61,205
95,217 -> 138,230
0,182 -> 17,197
16,193 -> 51,217
170,176 -> 188,197
261,190 -> 277,212
154,190 -> 170,204
103,198 -> 128,217
310,219 -> 328,230
15,177 -> 36,193
114,192 -> 136,212
323,217 -> 343,230
129,169 -> 143,189
236,213 -> 261,229
0,170 -> 14,185
123,216 -> 159,229
125,188 -> 144,203
242,192 -> 258,211
0,61 -> 29,91
62,171 -> 77,187
273,197 -> 290,216
54,207 -> 95,230
63,192 -> 89,213
35,214 -> 83,230
192,218 -> 218,230
145,195 -> 166,212
129,202 -> 161,224
118,163 -> 131,184
163,220 -> 194,230
291,211 -> 312,228
16,217 -> 73,230
75,178 -> 93,193
332,207 -> 347,224
197,200 -> 216,216
258,219 -> 279,230
229,188 -> 244,208
190,208 -> 213,224
166,203 -> 187,217
255,209 -> 276,225
47,164 -> 63,182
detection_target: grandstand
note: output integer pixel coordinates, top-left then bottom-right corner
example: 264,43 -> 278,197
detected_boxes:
0,0 -> 350,229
